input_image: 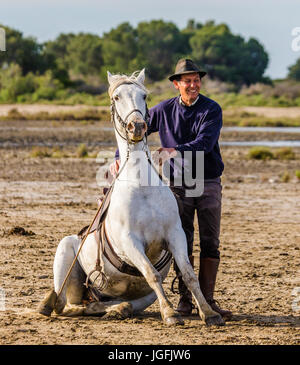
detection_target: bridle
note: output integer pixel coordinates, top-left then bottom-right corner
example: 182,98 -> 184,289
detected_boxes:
110,82 -> 150,144
109,81 -> 163,183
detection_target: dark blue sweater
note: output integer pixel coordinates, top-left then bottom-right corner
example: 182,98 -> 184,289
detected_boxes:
148,95 -> 224,180
115,94 -> 224,181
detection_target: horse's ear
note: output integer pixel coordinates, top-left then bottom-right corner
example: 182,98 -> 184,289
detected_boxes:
137,68 -> 145,84
107,71 -> 113,84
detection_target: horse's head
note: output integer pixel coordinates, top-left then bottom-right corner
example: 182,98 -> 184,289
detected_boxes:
107,69 -> 148,143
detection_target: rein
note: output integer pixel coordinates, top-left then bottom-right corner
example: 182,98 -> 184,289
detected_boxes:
54,81 -> 164,303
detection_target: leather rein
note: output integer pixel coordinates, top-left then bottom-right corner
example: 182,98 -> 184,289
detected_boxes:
84,82 -> 170,293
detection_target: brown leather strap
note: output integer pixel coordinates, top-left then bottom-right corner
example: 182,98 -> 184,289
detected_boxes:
93,221 -> 172,277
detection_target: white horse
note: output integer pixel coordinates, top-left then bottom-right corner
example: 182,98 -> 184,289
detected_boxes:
38,69 -> 224,327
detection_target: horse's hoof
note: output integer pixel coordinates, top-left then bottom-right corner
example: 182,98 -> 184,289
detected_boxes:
38,304 -> 53,317
205,314 -> 225,327
102,310 -> 125,320
164,315 -> 184,327
37,290 -> 57,317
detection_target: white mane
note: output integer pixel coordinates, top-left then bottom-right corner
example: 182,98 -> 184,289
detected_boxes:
108,71 -> 149,99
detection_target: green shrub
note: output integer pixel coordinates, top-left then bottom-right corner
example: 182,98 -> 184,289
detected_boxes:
30,147 -> 52,158
281,171 -> 290,183
295,170 -> 300,180
274,147 -> 295,160
247,146 -> 274,160
76,143 -> 88,158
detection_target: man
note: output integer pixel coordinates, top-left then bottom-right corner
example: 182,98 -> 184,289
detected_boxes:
111,59 -> 232,320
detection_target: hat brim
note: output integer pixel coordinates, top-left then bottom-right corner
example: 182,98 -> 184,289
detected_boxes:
168,70 -> 207,82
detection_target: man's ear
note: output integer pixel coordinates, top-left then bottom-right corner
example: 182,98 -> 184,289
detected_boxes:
172,80 -> 180,90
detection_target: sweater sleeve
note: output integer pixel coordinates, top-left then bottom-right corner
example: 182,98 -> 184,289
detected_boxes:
146,107 -> 159,136
175,105 -> 222,153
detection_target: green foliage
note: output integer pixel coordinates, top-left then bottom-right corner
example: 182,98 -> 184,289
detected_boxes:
0,20 -> 294,104
295,170 -> 300,180
0,24 -> 45,74
0,64 -> 64,102
30,147 -> 52,158
134,20 -> 185,81
76,143 -> 88,158
247,147 -> 297,161
288,58 -> 300,81
189,21 -> 268,86
247,147 -> 274,160
273,147 -> 295,160
281,171 -> 290,183
0,64 -> 35,101
100,23 -> 138,78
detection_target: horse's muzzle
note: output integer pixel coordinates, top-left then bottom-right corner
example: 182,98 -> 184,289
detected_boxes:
126,120 -> 147,142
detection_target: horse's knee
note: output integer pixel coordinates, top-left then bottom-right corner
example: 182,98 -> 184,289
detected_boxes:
56,235 -> 78,256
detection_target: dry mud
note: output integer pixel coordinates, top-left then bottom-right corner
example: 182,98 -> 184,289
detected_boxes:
0,117 -> 299,345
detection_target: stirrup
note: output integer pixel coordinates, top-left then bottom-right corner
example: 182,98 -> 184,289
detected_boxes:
84,266 -> 108,293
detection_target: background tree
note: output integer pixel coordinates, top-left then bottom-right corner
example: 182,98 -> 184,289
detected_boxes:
64,33 -> 103,79
288,58 -> 300,81
100,22 -> 138,78
0,24 -> 45,74
190,21 -> 269,86
43,33 -> 76,86
135,20 -> 185,81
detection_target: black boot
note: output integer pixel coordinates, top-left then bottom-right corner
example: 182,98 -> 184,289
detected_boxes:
199,257 -> 232,320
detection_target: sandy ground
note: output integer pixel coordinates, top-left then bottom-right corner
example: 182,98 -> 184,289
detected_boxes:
0,104 -> 108,117
0,118 -> 299,345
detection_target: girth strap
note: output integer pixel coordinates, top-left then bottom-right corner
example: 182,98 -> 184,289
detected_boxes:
94,220 -> 172,277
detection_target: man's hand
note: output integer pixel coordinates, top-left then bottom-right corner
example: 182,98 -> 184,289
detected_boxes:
109,159 -> 120,177
152,147 -> 177,166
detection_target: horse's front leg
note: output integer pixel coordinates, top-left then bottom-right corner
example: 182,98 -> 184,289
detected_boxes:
123,238 -> 183,326
167,227 -> 225,326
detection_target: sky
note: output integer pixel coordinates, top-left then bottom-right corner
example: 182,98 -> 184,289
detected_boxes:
1,0 -> 300,79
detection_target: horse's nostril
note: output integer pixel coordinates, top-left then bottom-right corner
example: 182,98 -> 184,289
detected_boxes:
127,121 -> 135,132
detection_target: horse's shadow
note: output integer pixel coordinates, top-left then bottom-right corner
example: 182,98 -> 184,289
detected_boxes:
228,313 -> 300,328
134,311 -> 300,328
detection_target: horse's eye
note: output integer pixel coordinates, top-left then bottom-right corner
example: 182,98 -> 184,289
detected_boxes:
143,94 -> 147,100
114,95 -> 119,101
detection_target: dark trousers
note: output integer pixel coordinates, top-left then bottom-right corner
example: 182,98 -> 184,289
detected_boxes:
170,178 -> 222,260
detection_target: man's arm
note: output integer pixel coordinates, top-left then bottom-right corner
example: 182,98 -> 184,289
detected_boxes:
175,106 -> 223,154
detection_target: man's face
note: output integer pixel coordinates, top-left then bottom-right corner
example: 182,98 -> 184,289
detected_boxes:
173,72 -> 201,105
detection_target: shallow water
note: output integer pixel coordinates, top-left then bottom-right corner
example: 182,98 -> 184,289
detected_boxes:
220,140 -> 300,147
222,126 -> 300,133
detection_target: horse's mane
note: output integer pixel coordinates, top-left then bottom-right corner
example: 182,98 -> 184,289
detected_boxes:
108,71 -> 149,99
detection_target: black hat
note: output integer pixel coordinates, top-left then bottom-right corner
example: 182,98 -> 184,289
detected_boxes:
168,58 -> 206,81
